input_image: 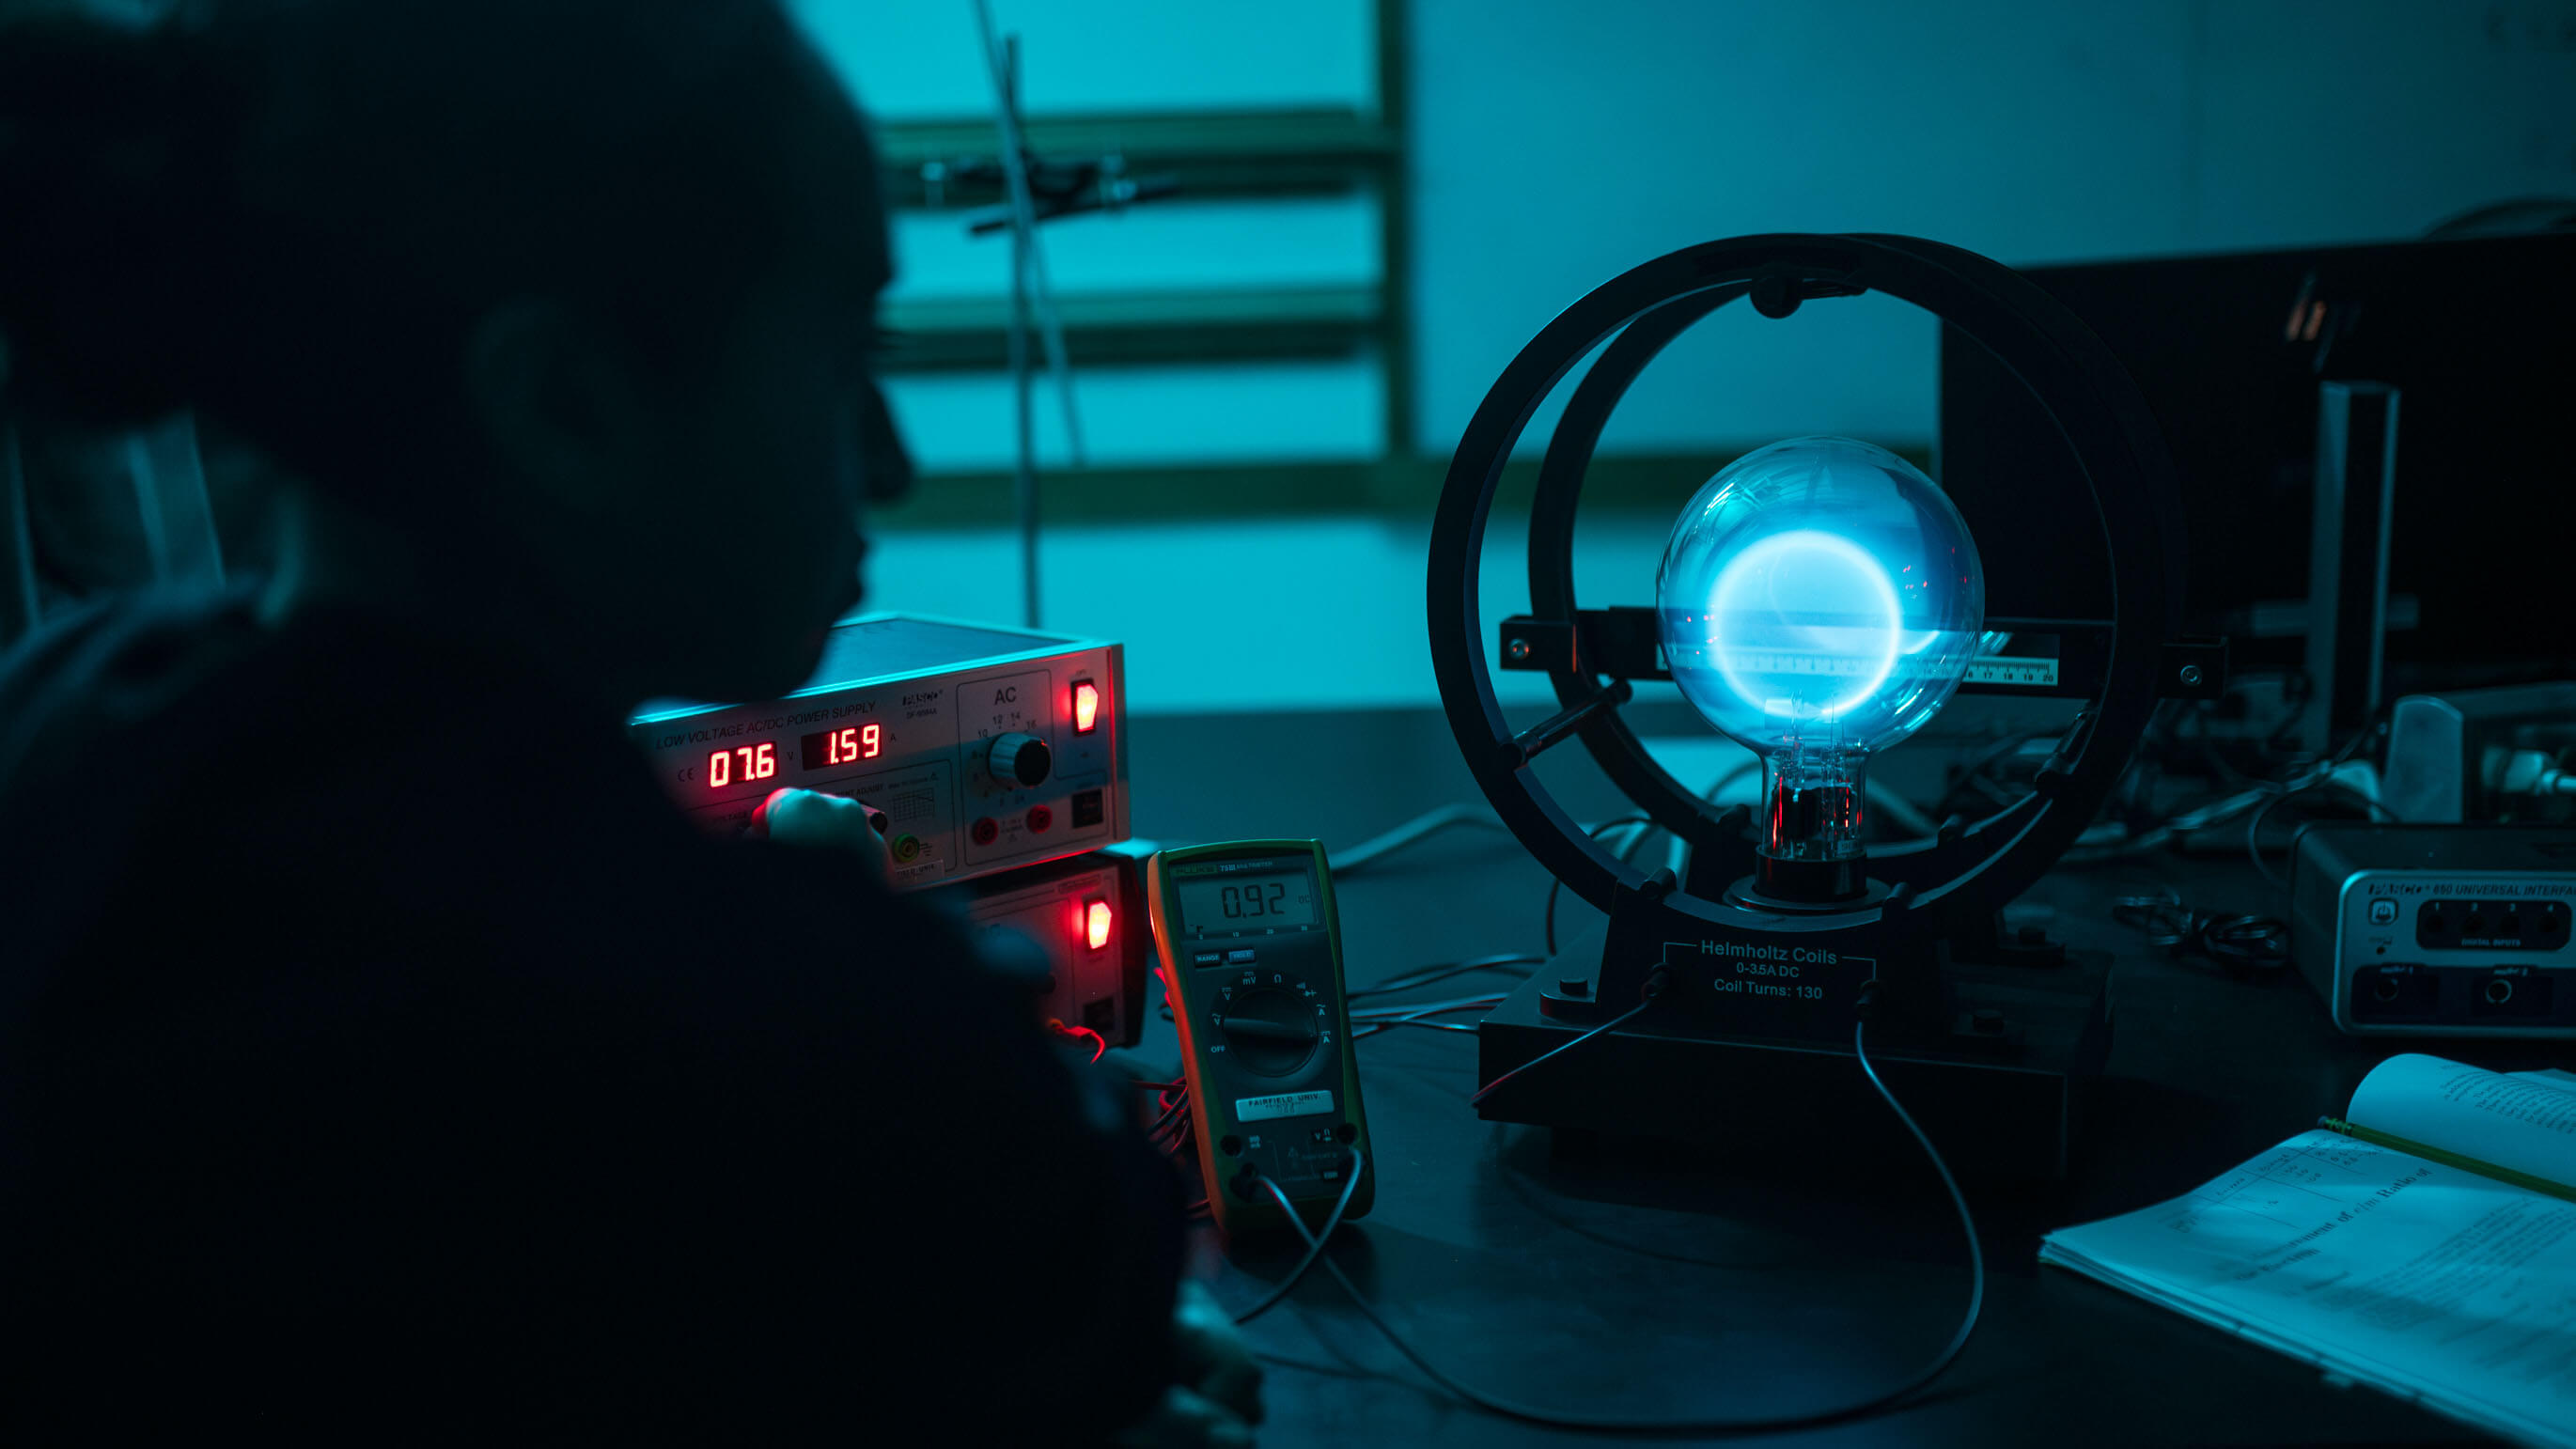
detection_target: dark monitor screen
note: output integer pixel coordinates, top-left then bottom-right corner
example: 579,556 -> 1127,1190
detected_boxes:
1937,231 -> 2576,692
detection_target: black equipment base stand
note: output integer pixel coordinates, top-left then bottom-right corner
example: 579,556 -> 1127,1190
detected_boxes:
1475,926 -> 2115,1180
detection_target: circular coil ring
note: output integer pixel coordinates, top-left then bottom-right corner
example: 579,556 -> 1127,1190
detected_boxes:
1428,233 -> 2183,927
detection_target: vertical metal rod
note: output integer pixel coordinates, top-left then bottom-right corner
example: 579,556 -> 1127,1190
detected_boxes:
968,0 -> 1080,469
1013,230 -> 1038,627
1005,36 -> 1039,629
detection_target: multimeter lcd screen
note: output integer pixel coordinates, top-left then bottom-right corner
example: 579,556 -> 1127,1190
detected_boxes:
1177,871 -> 1317,931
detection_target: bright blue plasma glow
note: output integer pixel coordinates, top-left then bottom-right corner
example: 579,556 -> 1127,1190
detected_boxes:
1706,529 -> 1903,721
1658,436 -> 1985,762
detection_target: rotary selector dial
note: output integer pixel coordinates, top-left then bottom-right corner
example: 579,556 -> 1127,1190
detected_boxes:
1212,975 -> 1323,1078
987,732 -> 1053,787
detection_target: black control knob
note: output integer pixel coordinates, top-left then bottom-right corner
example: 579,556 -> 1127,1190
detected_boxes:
1213,986 -> 1320,1078
988,732 -> 1052,788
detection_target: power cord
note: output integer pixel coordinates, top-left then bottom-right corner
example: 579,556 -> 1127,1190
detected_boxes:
2052,709 -> 2390,869
2244,780 -> 2393,890
1145,803 -> 1506,885
1257,993 -> 1985,1431
1351,993 -> 1513,1037
1330,803 -> 1510,877
1226,1159 -> 1367,1326
2244,719 -> 2394,889
1050,1022 -> 1109,1062
1349,953 -> 1541,1002
1467,980 -> 1664,1110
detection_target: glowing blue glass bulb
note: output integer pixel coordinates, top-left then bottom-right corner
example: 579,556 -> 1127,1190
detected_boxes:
1656,437 -> 1984,893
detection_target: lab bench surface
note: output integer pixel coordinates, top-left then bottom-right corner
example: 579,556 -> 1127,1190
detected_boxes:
1121,706 -> 2553,1448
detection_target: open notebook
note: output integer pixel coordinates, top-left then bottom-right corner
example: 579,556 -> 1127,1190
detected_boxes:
2042,1057 -> 2576,1449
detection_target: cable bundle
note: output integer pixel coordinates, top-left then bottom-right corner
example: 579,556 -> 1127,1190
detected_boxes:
2111,894 -> 2290,975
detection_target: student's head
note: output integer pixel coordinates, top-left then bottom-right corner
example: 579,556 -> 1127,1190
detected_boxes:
0,0 -> 911,704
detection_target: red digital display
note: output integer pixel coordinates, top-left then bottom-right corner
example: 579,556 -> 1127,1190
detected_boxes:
797,724 -> 882,771
829,724 -> 882,765
707,740 -> 777,789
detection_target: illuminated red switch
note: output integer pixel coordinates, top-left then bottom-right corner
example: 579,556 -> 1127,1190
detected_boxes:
1072,680 -> 1101,734
1085,898 -> 1113,951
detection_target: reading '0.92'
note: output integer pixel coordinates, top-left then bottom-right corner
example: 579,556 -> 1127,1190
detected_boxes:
1221,882 -> 1288,919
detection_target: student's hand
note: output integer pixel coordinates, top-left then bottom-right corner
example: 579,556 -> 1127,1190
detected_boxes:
1111,1385 -> 1255,1449
747,787 -> 888,879
1112,1280 -> 1265,1447
1170,1280 -> 1262,1425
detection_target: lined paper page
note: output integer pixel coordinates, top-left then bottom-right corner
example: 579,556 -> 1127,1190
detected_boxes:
2043,1131 -> 2576,1449
2352,1055 -> 2576,1192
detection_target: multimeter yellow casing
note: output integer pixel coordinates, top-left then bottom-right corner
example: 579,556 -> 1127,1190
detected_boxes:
1145,840 -> 1374,1235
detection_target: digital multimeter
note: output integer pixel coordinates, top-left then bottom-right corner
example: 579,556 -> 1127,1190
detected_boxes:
1145,840 -> 1374,1234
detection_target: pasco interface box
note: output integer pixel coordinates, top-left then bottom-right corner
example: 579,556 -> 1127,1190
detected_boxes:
629,614 -> 1129,892
2288,823 -> 2576,1037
